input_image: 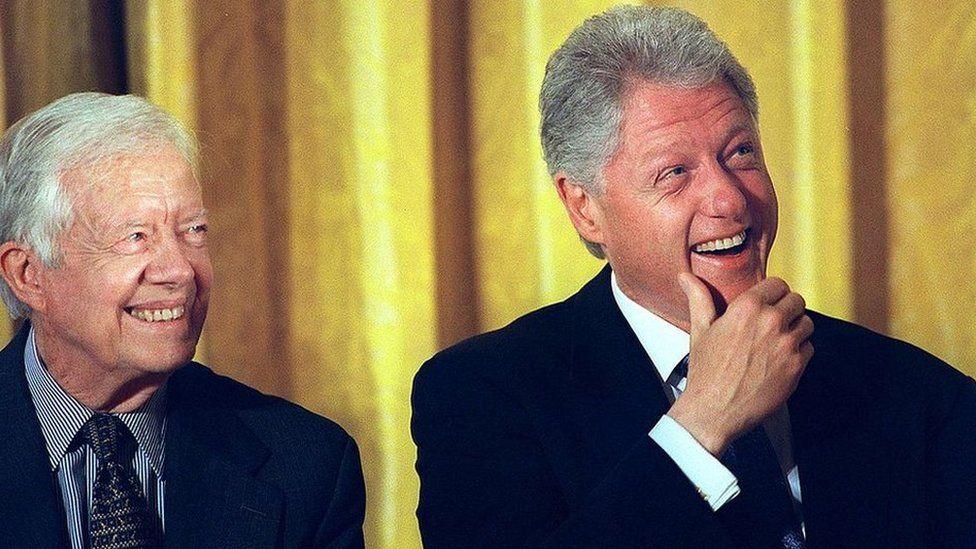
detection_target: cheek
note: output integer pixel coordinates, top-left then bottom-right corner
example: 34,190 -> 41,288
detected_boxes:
742,173 -> 777,211
606,213 -> 692,273
188,254 -> 214,309
43,272 -> 132,328
192,254 -> 214,289
84,256 -> 154,305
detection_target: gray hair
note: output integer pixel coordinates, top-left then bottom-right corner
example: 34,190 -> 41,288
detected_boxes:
540,5 -> 758,258
0,92 -> 198,318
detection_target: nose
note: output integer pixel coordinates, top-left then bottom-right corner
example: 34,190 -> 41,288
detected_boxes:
698,162 -> 749,219
144,234 -> 195,287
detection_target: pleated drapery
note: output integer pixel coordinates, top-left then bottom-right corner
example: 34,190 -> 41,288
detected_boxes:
2,1 -> 974,546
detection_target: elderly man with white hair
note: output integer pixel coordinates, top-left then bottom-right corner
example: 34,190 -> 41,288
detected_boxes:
0,93 -> 365,548
412,6 -> 976,547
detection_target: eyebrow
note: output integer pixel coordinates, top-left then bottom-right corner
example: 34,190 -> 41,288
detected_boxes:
181,209 -> 209,223
107,209 -> 210,232
721,122 -> 758,144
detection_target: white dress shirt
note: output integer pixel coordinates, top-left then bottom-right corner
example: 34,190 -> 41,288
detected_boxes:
610,273 -> 802,516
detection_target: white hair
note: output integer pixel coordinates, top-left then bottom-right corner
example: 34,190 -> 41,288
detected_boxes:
540,5 -> 758,258
0,92 -> 198,318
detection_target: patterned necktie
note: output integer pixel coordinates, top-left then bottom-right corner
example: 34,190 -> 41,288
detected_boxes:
674,356 -> 805,548
80,413 -> 161,549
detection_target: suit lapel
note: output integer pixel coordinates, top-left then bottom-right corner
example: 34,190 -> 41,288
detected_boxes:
164,366 -> 283,548
568,265 -> 672,449
789,318 -> 890,547
0,325 -> 67,547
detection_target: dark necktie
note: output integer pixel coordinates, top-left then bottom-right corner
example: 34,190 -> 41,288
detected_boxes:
674,356 -> 805,548
80,413 -> 161,549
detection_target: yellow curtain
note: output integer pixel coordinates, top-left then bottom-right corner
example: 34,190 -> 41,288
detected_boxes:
2,1 -> 975,546
885,1 -> 976,369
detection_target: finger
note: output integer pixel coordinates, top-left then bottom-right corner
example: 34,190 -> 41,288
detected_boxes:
799,340 -> 814,366
678,272 -> 716,338
748,277 -> 789,305
790,313 -> 814,343
774,292 -> 807,326
785,341 -> 814,393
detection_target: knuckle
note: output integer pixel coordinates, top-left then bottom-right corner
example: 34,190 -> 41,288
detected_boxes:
793,292 -> 807,311
799,343 -> 814,362
765,308 -> 787,330
768,277 -> 789,293
801,316 -> 815,336
795,348 -> 810,367
735,295 -> 762,316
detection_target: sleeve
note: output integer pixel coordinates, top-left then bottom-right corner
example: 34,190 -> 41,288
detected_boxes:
926,375 -> 976,547
314,436 -> 366,548
649,415 -> 739,510
412,352 -> 735,548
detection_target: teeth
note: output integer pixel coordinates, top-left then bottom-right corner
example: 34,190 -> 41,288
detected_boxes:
694,230 -> 746,253
127,306 -> 185,323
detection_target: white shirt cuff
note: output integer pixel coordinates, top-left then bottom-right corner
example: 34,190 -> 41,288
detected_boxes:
649,415 -> 740,511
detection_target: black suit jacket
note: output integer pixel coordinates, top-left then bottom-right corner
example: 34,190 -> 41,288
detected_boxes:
412,266 -> 976,548
0,325 -> 366,548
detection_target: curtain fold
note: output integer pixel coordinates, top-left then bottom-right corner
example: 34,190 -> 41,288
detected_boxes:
886,0 -> 976,370
1,2 -> 974,546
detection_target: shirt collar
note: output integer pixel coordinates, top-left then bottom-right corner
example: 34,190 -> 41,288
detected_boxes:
610,271 -> 690,383
24,328 -> 168,477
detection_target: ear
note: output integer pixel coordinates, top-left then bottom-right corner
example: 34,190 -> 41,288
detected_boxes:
0,241 -> 47,314
554,172 -> 607,247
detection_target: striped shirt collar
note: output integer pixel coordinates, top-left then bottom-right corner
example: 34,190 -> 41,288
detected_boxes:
24,328 -> 167,477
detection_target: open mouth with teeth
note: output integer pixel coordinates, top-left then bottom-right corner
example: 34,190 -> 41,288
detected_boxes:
692,229 -> 750,257
125,306 -> 186,323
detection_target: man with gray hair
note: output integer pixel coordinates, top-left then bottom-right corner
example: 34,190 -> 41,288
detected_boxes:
0,92 -> 365,547
413,6 -> 976,547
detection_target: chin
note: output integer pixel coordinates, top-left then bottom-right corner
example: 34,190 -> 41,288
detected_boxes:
131,347 -> 196,375
709,278 -> 761,313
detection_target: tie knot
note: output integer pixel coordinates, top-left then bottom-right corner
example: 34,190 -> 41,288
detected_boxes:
80,413 -> 136,463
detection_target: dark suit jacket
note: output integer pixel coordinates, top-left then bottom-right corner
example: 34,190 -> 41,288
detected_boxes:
0,325 -> 366,548
412,266 -> 976,548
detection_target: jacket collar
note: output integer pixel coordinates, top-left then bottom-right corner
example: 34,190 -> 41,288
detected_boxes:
163,363 -> 283,546
568,264 -> 672,419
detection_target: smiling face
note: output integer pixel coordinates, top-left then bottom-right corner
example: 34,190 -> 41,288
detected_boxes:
580,80 -> 777,328
32,143 -> 212,391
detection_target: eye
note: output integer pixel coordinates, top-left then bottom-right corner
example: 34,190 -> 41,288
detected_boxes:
660,165 -> 686,180
733,142 -> 755,157
726,141 -> 759,170
184,223 -> 209,244
126,232 -> 147,242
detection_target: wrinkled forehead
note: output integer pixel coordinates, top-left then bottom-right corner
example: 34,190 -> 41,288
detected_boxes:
59,146 -> 203,219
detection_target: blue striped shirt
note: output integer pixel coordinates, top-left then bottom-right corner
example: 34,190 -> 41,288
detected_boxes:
24,328 -> 167,549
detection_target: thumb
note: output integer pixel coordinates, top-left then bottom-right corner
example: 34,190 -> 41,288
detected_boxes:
678,272 -> 716,338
